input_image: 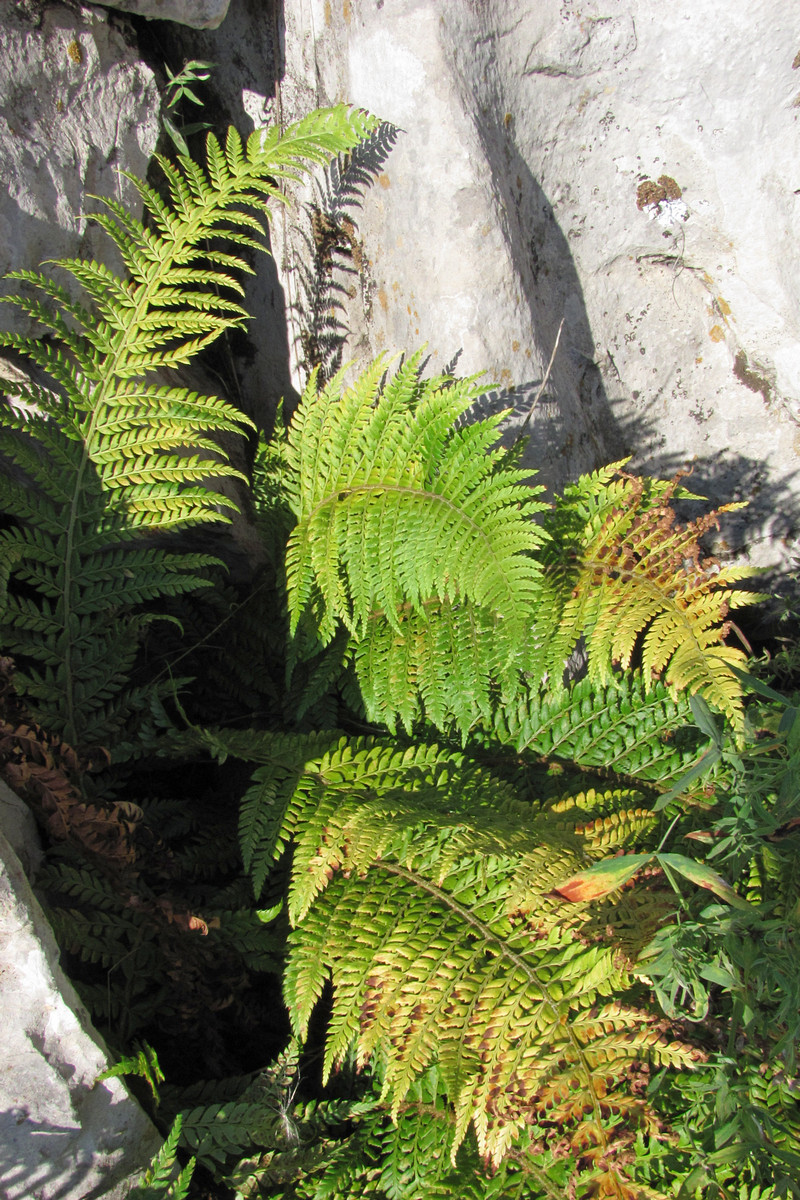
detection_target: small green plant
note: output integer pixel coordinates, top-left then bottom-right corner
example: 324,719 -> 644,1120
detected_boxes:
161,59 -> 215,158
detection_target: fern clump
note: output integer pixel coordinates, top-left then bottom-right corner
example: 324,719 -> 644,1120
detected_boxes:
0,105 -> 378,751
283,352 -> 549,736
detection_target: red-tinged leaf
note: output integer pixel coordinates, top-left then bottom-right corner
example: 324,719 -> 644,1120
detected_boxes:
554,853 -> 652,902
657,853 -> 753,909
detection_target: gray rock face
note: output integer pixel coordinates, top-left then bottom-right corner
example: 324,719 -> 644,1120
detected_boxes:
0,3 -> 159,337
272,0 -> 800,572
91,0 -> 231,30
0,793 -> 161,1200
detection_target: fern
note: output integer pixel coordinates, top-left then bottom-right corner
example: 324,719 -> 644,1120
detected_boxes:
97,1040 -> 165,1104
0,105 -> 377,750
490,671 -> 704,787
538,466 -> 761,724
278,1071 -> 563,1200
282,353 -> 549,736
223,729 -> 698,1192
128,1117 -> 195,1200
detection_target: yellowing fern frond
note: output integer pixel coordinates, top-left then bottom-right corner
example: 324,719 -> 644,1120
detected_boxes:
541,468 -> 761,724
222,729 -> 699,1184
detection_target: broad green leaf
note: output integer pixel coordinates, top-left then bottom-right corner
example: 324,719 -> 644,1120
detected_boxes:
656,853 -> 753,910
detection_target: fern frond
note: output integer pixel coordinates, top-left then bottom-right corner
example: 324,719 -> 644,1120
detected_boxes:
0,106 -> 376,749
230,732 -> 697,1181
540,469 -> 761,724
491,672 -> 702,786
128,1118 -> 195,1200
284,354 -> 549,736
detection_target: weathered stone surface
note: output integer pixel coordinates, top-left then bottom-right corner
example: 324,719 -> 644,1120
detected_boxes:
272,0 -> 800,572
0,815 -> 161,1200
91,0 -> 230,30
0,3 -> 159,337
0,778 -> 42,879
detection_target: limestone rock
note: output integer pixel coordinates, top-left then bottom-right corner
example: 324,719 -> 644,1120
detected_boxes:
0,812 -> 161,1200
0,3 -> 159,338
273,0 -> 800,573
90,0 -> 231,30
0,778 -> 42,879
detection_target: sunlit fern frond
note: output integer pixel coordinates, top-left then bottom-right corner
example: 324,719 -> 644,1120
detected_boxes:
0,106 -> 377,749
221,729 -> 696,1186
539,467 -> 761,725
128,1117 -> 195,1200
283,353 -> 549,736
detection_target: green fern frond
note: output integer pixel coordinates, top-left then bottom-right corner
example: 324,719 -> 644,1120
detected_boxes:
0,105 -> 376,749
539,469 -> 760,724
283,354 -> 549,736
179,1099 -> 277,1167
97,1040 -> 165,1103
128,1118 -> 195,1200
491,672 -> 701,786
230,733 -> 697,1179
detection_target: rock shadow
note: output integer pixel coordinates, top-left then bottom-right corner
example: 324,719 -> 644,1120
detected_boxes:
0,1096 -> 155,1200
288,122 -> 400,386
440,16 -> 654,489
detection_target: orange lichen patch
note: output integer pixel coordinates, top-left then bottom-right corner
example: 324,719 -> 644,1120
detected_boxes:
67,39 -> 83,64
378,172 -> 391,189
377,288 -> 388,312
793,49 -> 800,68
343,0 -> 352,24
708,325 -> 726,343
636,175 -> 682,210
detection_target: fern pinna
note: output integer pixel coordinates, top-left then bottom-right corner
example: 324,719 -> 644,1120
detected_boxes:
204,725 -> 699,1197
0,106 -> 377,751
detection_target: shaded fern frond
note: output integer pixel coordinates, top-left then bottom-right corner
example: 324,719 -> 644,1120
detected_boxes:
0,106 -> 377,750
283,353 -> 549,736
539,468 -> 761,724
491,672 -> 703,787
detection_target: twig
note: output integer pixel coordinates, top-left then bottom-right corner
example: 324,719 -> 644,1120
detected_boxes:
513,317 -> 564,447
